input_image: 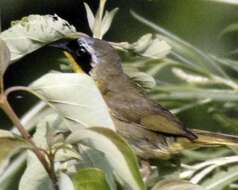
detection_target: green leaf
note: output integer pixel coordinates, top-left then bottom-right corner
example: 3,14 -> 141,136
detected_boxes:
0,14 -> 76,62
67,127 -> 146,190
77,147 -> 117,190
0,129 -> 27,164
72,168 -> 110,190
31,73 -> 115,131
201,165 -> 238,190
152,179 -> 205,190
0,39 -> 10,77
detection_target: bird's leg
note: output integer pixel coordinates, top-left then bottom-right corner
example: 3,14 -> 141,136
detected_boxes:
140,160 -> 152,182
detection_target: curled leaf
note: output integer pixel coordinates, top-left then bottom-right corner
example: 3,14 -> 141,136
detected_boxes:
0,14 -> 76,62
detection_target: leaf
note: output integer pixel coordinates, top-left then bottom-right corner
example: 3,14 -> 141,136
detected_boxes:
67,127 -> 146,190
0,14 -> 76,62
59,173 -> 74,190
141,37 -> 171,59
77,147 -> 117,190
152,87 -> 238,102
84,3 -> 95,32
201,165 -> 238,190
19,152 -> 54,190
0,153 -> 27,190
152,179 -> 205,190
0,39 -> 10,77
131,11 -> 229,78
19,119 -> 57,190
72,168 -> 110,190
126,33 -> 171,59
31,73 -> 115,131
101,8 -> 119,37
0,129 -> 27,164
132,33 -> 153,52
208,0 -> 238,4
123,65 -> 156,89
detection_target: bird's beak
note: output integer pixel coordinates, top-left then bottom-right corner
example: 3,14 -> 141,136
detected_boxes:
48,39 -> 69,50
49,39 -> 85,74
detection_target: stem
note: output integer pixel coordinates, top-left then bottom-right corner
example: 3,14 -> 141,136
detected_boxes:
0,94 -> 59,190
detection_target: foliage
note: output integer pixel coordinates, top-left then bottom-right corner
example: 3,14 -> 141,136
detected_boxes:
0,0 -> 238,190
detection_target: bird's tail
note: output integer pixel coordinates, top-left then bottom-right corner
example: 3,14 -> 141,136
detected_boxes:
191,129 -> 238,146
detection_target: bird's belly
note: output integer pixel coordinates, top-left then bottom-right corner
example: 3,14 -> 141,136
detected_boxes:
111,116 -> 187,160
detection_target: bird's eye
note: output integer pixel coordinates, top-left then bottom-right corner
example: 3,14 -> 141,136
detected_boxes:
75,45 -> 87,56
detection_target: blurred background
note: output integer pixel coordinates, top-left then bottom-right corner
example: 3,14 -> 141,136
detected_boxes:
1,0 -> 238,133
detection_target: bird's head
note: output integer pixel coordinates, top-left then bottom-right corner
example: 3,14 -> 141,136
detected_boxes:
50,36 -> 122,79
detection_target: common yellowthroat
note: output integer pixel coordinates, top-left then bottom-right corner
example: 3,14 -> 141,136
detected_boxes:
51,36 -> 238,159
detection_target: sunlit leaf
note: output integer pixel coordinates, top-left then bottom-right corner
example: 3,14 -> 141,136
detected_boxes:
0,14 -> 76,62
84,3 -> 95,32
72,168 -> 110,190
67,127 -> 146,190
31,73 -> 115,131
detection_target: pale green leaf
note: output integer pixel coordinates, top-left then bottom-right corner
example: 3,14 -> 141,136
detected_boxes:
19,152 -> 54,190
72,168 -> 110,190
152,179 -> 205,190
132,33 -> 153,52
0,39 -> 10,76
59,173 -> 74,190
31,73 -> 115,131
141,38 -> 171,59
123,65 -> 156,89
152,88 -> 238,102
84,3 -> 95,32
67,127 -> 146,190
201,165 -> 238,190
101,8 -> 119,37
0,14 -> 76,62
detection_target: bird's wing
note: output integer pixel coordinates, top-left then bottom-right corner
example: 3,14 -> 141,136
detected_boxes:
140,113 -> 196,140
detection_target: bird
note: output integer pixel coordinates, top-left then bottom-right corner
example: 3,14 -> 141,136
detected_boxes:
50,35 -> 238,159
